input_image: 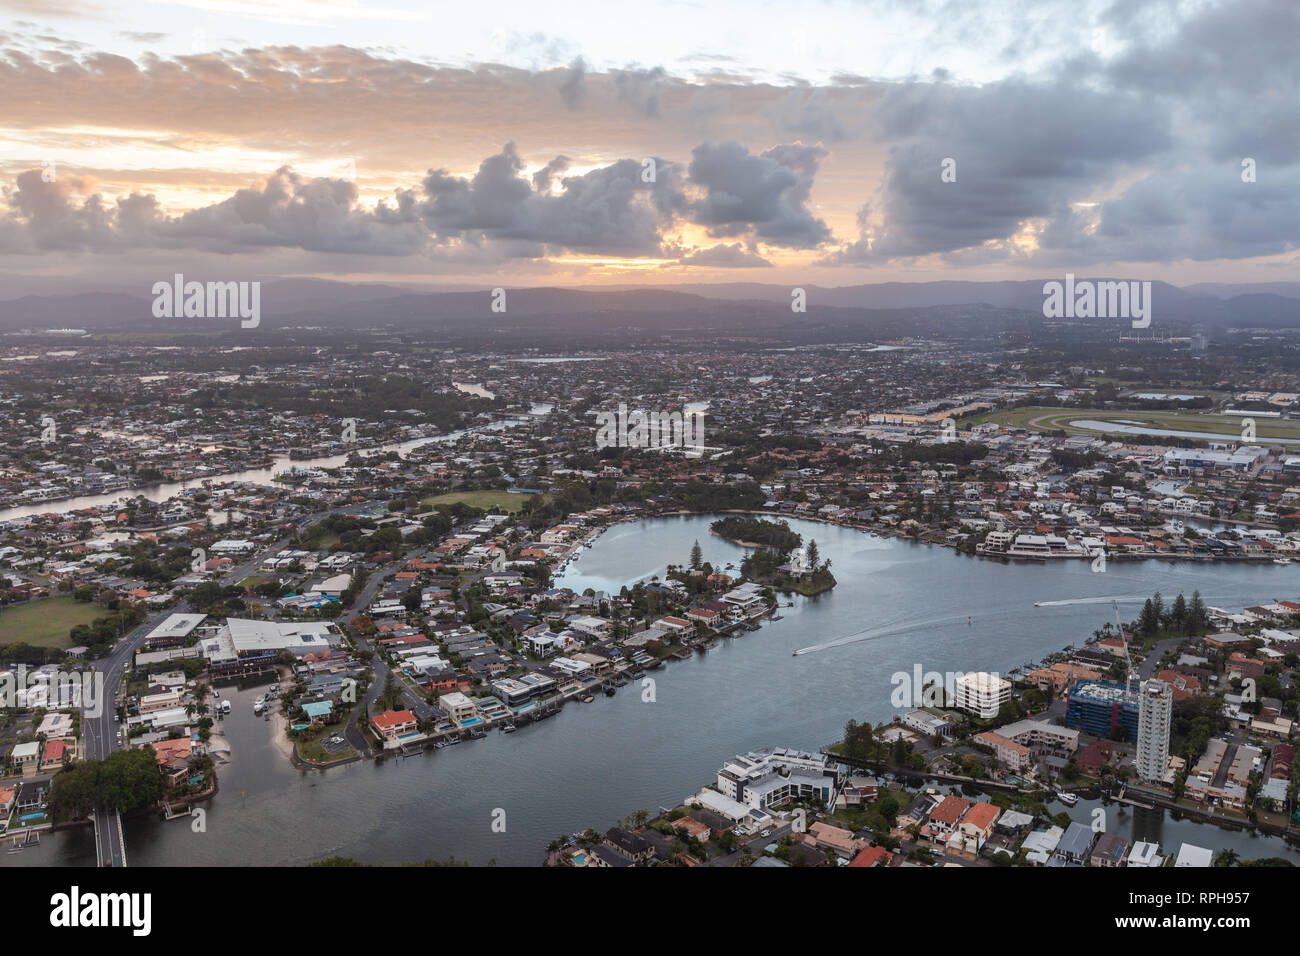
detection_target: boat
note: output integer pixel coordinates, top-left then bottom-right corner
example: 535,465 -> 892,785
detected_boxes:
1056,791 -> 1078,807
220,700 -> 231,714
253,697 -> 265,715
604,686 -> 616,697
582,695 -> 595,703
1274,558 -> 1292,566
502,724 -> 518,733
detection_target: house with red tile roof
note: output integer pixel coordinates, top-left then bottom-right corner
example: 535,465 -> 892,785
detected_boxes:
370,709 -> 417,741
922,795 -> 970,845
849,844 -> 890,867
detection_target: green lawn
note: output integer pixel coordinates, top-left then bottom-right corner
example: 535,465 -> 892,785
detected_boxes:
419,490 -> 543,513
961,405 -> 1300,441
0,596 -> 105,648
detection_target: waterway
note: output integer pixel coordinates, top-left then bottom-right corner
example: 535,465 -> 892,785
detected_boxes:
8,515 -> 1298,867
0,418 -> 535,524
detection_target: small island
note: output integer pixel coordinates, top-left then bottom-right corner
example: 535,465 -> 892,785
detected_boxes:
709,515 -> 802,551
710,516 -> 837,596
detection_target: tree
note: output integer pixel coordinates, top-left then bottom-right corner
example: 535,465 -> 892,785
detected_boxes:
806,539 -> 819,568
1189,591 -> 1210,635
1170,593 -> 1188,634
689,540 -> 703,571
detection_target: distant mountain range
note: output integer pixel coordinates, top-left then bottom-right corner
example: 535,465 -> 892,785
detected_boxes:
0,278 -> 1296,336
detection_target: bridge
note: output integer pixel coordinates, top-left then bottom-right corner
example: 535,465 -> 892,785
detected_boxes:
92,806 -> 127,868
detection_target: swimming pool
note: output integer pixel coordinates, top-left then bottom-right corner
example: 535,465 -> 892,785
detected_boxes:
459,717 -> 484,726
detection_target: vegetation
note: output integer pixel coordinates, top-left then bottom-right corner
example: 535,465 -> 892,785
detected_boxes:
48,747 -> 166,820
709,515 -> 801,551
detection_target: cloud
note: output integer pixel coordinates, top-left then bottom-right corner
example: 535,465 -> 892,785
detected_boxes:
675,242 -> 772,268
558,56 -> 585,109
613,65 -> 667,117
687,141 -> 831,248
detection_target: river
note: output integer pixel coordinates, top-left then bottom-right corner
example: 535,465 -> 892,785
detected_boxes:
8,514 -> 1299,867
0,418 -> 536,524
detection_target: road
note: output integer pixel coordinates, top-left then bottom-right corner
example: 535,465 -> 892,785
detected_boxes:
79,514 -> 323,864
82,600 -> 183,867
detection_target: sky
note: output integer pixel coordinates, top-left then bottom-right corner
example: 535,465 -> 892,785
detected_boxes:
0,0 -> 1297,295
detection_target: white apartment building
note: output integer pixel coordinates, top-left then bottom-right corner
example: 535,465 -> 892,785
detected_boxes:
1136,679 -> 1173,781
714,748 -> 838,811
952,672 -> 1011,720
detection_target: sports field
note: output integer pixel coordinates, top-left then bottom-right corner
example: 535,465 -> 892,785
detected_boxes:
960,406 -> 1300,442
419,490 -> 543,513
0,596 -> 103,648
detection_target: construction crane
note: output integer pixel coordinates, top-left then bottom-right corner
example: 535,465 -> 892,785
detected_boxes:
1113,600 -> 1137,695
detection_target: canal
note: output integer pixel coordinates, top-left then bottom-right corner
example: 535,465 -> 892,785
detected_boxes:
9,514 -> 1298,866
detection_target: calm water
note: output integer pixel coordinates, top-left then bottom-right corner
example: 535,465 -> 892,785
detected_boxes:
0,419 -> 529,523
10,515 -> 1298,867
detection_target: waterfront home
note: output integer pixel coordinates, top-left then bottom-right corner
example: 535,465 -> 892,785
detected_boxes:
370,709 -> 418,742
1090,833 -> 1130,867
672,817 -> 711,843
604,827 -> 656,864
10,741 -> 40,775
1022,826 -> 1064,865
15,779 -> 48,812
1175,843 -> 1214,867
834,775 -> 880,810
1053,822 -> 1097,865
973,730 -> 1031,771
921,795 -> 970,845
1127,840 -> 1164,867
685,605 -> 722,626
949,801 -> 1000,858
437,692 -> 479,725
901,709 -> 952,739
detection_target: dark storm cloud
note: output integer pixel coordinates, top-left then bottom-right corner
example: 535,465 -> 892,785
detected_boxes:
412,142 -> 687,256
828,77 -> 1171,263
688,141 -> 832,249
0,139 -> 835,263
826,0 -> 1300,266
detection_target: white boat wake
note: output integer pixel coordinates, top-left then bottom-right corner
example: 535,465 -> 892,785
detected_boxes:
1032,595 -> 1148,608
792,607 -> 1019,656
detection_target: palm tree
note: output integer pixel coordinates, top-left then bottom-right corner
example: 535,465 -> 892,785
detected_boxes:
1214,848 -> 1239,867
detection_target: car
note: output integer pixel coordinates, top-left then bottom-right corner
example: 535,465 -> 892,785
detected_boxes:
760,828 -> 772,837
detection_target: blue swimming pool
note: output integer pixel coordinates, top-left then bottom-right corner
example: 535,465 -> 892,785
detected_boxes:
459,717 -> 483,726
